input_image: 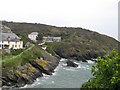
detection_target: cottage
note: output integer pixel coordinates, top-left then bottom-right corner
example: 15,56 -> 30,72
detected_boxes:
43,36 -> 61,42
0,33 -> 23,49
28,32 -> 38,41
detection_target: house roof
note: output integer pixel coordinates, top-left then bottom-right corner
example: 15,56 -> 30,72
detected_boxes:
0,33 -> 21,41
53,37 -> 61,39
43,36 -> 61,39
29,32 -> 38,35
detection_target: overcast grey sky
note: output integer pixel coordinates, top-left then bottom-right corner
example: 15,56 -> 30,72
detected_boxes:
0,0 -> 119,40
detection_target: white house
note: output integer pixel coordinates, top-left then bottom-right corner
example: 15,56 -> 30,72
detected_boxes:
43,36 -> 61,42
0,33 -> 23,49
28,32 -> 38,41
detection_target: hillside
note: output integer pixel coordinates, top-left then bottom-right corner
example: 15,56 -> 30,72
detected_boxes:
2,21 -> 119,60
0,25 -> 12,33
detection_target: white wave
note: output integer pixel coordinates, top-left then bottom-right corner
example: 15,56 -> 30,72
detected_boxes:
20,84 -> 29,88
77,65 -> 81,69
76,63 -> 91,70
87,60 -> 94,64
54,63 -> 61,74
63,67 -> 78,71
36,78 -> 40,81
74,62 -> 80,65
60,58 -> 67,61
43,74 -> 50,79
62,63 -> 67,66
20,77 -> 42,88
91,58 -> 98,61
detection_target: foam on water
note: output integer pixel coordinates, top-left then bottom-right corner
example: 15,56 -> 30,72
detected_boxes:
20,58 -> 93,88
87,60 -> 95,64
51,81 -> 55,84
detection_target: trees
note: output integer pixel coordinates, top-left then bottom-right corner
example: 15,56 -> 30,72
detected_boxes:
81,50 -> 120,89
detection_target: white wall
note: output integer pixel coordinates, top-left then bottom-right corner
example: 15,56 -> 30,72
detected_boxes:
0,41 -> 23,49
28,34 -> 37,41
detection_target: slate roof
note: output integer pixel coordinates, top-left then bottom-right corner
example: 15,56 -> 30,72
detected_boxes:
0,33 -> 21,41
43,36 -> 61,39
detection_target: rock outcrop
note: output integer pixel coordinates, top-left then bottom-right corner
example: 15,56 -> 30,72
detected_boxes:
66,60 -> 78,67
2,50 -> 60,88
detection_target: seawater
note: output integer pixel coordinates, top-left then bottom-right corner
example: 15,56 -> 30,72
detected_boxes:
22,58 -> 94,88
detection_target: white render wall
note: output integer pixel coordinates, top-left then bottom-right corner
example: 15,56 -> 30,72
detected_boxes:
0,41 -> 23,49
28,34 -> 37,41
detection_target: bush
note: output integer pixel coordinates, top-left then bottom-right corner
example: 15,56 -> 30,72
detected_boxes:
81,50 -> 120,89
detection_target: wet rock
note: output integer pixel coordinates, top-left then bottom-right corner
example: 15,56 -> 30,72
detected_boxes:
81,59 -> 87,62
66,60 -> 78,67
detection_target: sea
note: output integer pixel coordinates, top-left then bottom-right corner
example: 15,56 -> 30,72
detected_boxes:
21,58 -> 94,88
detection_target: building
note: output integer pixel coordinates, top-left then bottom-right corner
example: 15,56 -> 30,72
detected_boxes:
28,32 -> 38,41
43,36 -> 61,42
0,33 -> 23,49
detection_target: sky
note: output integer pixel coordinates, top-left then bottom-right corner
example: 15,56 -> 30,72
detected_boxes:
0,0 -> 119,40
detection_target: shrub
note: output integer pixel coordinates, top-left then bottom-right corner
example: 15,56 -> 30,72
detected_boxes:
81,50 -> 120,89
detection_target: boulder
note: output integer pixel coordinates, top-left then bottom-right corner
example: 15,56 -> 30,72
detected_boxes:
66,60 -> 78,67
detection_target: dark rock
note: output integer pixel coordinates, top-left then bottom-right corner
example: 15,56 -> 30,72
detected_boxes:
15,77 -> 26,87
66,60 -> 78,67
81,59 -> 87,62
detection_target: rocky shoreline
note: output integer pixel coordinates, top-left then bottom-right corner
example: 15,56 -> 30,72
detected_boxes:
1,48 -> 103,89
2,50 -> 60,89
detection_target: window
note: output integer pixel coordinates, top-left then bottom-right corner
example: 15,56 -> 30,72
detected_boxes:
20,41 -> 22,44
12,45 -> 14,48
15,45 -> 17,47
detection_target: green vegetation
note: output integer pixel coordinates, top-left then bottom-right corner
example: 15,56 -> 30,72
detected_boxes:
2,21 -> 119,60
1,44 -> 43,73
46,46 -> 55,56
2,49 -> 24,60
46,43 -> 59,56
81,50 -> 120,89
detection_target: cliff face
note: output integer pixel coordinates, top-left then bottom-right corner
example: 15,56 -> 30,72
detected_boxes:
2,58 -> 59,87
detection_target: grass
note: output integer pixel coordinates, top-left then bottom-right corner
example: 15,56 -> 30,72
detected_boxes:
45,42 -> 61,56
46,45 -> 56,56
1,44 -> 43,73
